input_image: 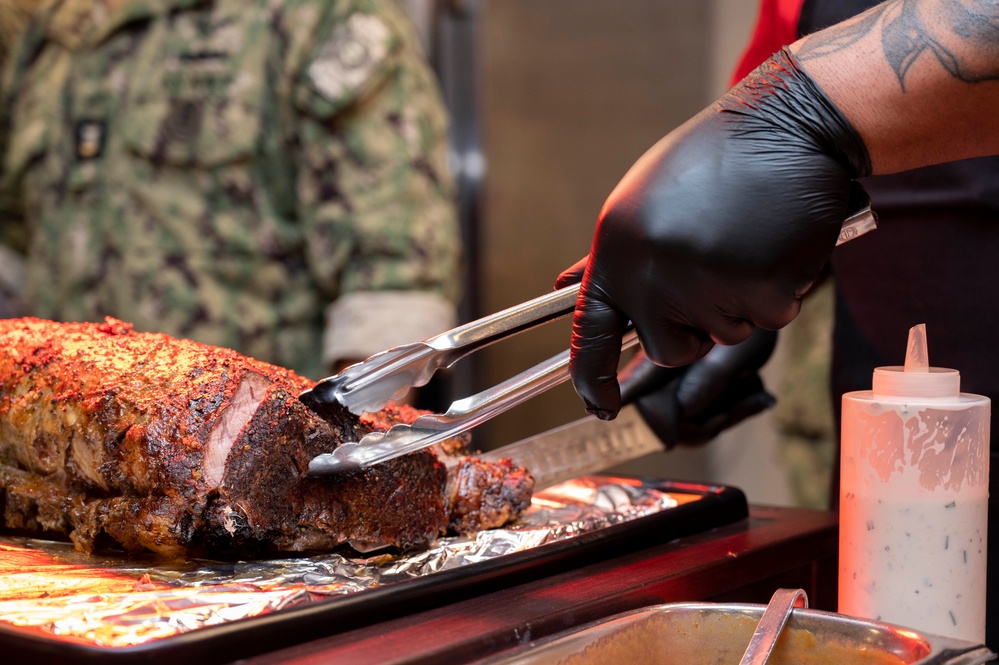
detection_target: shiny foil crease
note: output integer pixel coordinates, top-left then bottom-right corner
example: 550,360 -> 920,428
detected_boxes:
0,476 -> 679,649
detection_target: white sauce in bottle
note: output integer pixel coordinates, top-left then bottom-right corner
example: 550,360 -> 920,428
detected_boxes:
840,491 -> 987,640
839,325 -> 990,643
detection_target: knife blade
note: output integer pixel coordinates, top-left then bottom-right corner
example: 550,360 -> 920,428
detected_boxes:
478,405 -> 664,490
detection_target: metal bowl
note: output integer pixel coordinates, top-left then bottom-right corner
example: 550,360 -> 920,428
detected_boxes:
473,602 -> 996,665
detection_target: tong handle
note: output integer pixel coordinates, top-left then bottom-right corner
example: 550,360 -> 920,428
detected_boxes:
307,329 -> 640,475
427,328 -> 639,441
426,282 -> 580,360
440,330 -> 639,432
301,284 -> 582,417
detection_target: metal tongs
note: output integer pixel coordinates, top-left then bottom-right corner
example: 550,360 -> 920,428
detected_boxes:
300,182 -> 877,477
300,282 -> 639,476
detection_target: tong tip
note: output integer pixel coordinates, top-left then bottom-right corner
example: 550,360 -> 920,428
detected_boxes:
306,450 -> 364,477
302,343 -> 439,418
306,434 -> 402,477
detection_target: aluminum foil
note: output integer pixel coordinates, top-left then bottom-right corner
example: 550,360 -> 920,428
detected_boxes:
0,476 -> 681,649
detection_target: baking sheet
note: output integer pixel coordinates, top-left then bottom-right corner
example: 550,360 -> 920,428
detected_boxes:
0,476 -> 747,665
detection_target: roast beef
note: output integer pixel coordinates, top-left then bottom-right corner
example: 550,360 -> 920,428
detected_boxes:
0,317 -> 533,557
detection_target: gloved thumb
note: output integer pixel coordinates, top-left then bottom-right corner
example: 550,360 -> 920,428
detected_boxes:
555,256 -> 588,289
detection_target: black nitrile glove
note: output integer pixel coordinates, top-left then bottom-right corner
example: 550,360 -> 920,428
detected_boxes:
619,328 -> 777,448
570,48 -> 870,420
558,260 -> 778,447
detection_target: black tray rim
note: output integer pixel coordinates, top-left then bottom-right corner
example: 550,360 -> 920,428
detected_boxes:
0,477 -> 748,665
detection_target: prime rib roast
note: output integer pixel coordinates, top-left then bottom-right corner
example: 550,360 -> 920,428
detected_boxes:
0,317 -> 534,557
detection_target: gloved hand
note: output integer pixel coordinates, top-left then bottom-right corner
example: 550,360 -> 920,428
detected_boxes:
558,259 -> 777,447
619,328 -> 777,448
569,48 -> 870,419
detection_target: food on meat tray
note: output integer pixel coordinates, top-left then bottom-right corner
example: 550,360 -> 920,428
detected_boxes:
0,318 -> 533,557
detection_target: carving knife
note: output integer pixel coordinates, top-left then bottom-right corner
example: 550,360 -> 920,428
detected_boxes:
477,405 -> 664,490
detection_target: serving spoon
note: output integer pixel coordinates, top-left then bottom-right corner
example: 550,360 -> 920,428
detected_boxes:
739,588 -> 809,665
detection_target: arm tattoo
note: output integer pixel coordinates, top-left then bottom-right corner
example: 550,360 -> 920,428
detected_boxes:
797,0 -> 999,91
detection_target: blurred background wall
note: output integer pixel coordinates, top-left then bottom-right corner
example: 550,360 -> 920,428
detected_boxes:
424,0 -> 798,506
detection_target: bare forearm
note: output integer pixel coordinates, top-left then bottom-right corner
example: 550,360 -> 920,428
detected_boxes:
790,0 -> 999,174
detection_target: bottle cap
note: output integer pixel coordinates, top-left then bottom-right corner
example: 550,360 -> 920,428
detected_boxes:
872,324 -> 960,398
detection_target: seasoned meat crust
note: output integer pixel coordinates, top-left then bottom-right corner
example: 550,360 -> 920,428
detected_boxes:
446,458 -> 534,534
0,318 -> 533,557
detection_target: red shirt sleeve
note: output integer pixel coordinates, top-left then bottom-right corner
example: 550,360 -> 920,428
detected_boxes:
729,0 -> 805,86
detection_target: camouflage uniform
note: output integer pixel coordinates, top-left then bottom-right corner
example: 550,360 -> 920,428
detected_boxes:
0,1 -> 35,319
0,0 -> 460,379
772,279 -> 836,509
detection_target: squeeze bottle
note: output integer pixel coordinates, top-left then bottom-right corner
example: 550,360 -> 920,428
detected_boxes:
839,324 -> 990,642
